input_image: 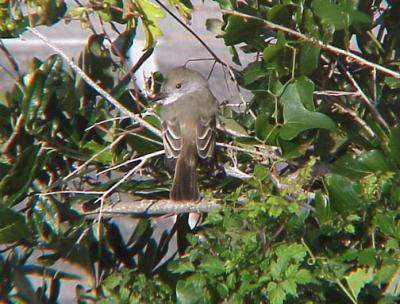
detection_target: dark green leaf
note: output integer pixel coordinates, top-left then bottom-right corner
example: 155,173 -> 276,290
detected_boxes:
223,15 -> 263,46
325,174 -> 362,212
299,42 -> 320,76
0,145 -> 46,206
199,256 -> 225,276
279,80 -> 336,140
0,207 -> 30,243
176,274 -> 209,304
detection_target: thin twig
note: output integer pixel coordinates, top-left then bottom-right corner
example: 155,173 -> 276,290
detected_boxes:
333,103 -> 375,138
0,40 -> 20,76
36,190 -> 105,196
217,142 -> 279,160
222,9 -> 400,79
63,134 -> 126,181
27,27 -> 162,138
154,0 -> 221,64
97,149 -> 165,176
93,157 -> 148,235
85,115 -> 131,131
314,90 -> 360,97
337,62 -> 390,133
95,158 -> 148,205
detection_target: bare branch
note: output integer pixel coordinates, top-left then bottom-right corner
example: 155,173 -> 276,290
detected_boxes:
27,27 -> 162,138
80,199 -> 221,216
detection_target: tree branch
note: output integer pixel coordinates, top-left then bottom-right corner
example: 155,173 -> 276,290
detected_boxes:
222,10 -> 400,79
80,199 -> 221,216
27,27 -> 162,138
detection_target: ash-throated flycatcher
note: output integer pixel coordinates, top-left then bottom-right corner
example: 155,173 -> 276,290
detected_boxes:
158,66 -> 217,202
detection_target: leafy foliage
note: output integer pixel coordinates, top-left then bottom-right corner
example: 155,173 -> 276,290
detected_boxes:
1,0 -> 400,303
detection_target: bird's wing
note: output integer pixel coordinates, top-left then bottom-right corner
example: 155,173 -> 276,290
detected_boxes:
162,117 -> 182,160
196,114 -> 216,159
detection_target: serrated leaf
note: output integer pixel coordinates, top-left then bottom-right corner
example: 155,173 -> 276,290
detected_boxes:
267,282 -> 286,304
346,267 -> 373,300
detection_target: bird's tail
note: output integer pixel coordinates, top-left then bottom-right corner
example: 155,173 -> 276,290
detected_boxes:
171,143 -> 199,202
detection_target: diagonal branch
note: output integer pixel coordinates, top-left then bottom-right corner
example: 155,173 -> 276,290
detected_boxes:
222,10 -> 400,79
27,27 -> 162,138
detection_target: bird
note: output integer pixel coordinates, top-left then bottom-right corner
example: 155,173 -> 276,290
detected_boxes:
158,66 -> 218,202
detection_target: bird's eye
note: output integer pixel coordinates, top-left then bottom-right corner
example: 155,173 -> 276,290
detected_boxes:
175,83 -> 182,89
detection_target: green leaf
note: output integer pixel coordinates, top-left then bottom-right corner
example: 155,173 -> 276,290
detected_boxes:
223,15 -> 263,46
229,45 -> 241,65
0,145 -> 46,206
373,213 -> 396,237
312,0 -> 370,31
167,0 -> 193,21
0,207 -> 30,243
83,141 -> 113,165
214,0 -> 236,10
169,259 -> 196,274
331,150 -> 391,179
279,80 -> 336,140
176,274 -> 209,304
315,191 -> 331,223
219,116 -> 248,137
266,196 -> 287,218
267,281 -> 286,304
267,4 -> 291,27
263,44 -> 283,63
253,164 -> 269,181
384,77 -> 400,89
296,76 -> 315,111
137,0 -> 165,49
295,269 -> 317,285
199,256 -> 225,276
299,42 -> 320,76
345,267 -> 373,300
243,62 -> 265,85
325,174 -> 362,212
206,18 -> 223,35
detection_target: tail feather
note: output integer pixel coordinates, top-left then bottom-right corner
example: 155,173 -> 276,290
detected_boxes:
171,145 -> 199,202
